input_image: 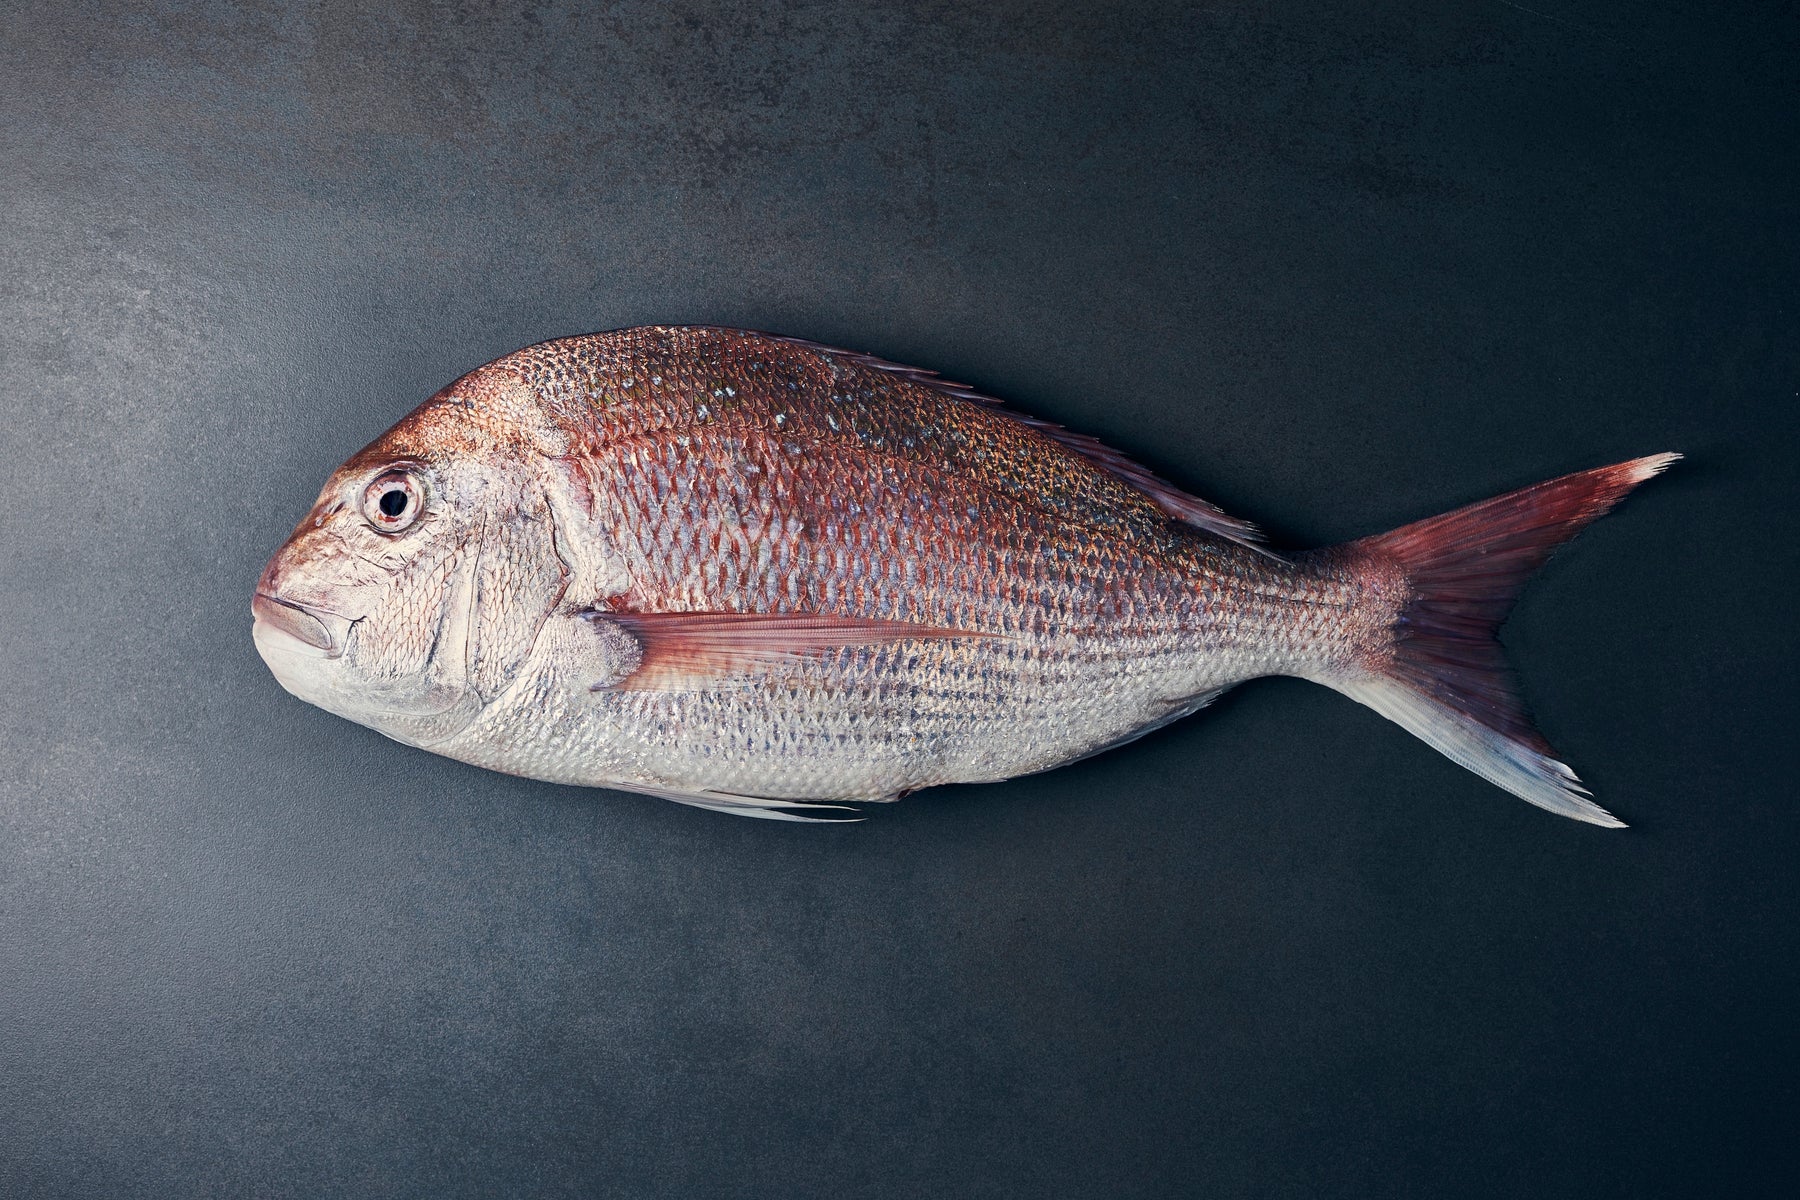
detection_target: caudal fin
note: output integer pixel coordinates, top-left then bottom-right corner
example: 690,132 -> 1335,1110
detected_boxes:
1330,454 -> 1679,827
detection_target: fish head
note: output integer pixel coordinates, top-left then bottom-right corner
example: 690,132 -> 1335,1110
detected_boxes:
252,367 -> 574,747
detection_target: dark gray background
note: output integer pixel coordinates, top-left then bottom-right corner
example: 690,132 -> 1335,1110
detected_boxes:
2,2 -> 1794,1196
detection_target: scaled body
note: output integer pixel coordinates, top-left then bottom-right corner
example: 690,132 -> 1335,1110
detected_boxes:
253,327 -> 1670,823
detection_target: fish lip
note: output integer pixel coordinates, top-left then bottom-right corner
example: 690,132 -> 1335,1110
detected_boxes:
252,591 -> 352,658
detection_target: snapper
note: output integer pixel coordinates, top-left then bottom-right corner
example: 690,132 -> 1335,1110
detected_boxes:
253,326 -> 1674,823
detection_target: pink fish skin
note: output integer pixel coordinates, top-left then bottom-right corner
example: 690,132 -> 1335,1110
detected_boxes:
252,326 -> 1675,823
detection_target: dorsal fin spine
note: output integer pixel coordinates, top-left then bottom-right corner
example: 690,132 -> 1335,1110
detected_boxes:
746,330 -> 1271,554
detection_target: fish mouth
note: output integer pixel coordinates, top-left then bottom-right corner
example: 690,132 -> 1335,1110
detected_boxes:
252,592 -> 353,657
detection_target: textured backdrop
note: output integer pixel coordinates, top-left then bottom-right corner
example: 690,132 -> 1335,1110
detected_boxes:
1,2 -> 1795,1197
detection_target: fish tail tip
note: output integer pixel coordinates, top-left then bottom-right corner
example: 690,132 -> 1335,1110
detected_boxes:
1629,451 -> 1683,481
1578,802 -> 1630,830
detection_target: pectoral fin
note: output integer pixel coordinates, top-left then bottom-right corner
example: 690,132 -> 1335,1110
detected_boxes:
582,610 -> 994,693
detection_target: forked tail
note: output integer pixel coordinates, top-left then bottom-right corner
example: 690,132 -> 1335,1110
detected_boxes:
1321,454 -> 1679,827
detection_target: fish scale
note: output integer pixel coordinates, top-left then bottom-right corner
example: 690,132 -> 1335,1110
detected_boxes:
416,329 -> 1331,803
598,424 -> 1195,633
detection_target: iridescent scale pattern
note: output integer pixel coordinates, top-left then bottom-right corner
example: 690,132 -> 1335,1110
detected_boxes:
428,327 -> 1368,804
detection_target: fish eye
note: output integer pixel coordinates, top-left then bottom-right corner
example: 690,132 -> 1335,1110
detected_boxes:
362,469 -> 424,534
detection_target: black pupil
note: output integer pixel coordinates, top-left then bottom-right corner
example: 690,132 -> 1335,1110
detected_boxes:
378,488 -> 409,518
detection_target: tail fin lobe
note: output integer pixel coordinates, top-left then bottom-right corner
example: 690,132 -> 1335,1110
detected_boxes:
1335,453 -> 1678,827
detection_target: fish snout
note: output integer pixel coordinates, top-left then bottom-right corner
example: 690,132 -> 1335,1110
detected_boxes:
251,591 -> 353,657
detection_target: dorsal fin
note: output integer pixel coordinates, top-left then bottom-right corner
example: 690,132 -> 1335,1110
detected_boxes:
757,332 -> 1270,553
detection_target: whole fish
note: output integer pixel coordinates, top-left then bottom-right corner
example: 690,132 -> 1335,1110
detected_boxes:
253,326 -> 1674,824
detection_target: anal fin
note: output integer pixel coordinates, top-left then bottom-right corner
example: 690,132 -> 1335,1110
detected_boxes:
1046,688 -> 1228,773
619,781 -> 884,823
